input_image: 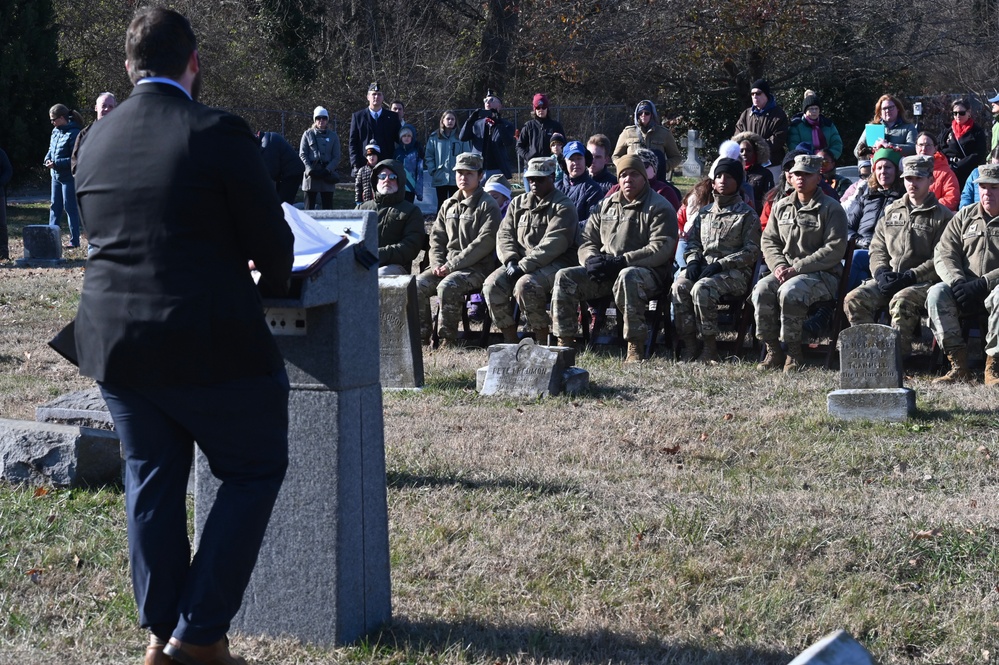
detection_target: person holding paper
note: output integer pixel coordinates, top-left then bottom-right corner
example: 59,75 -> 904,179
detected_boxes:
853,94 -> 916,160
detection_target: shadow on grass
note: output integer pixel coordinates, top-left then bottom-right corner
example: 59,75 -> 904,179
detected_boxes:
913,407 -> 998,423
373,617 -> 795,665
387,470 -> 577,496
422,373 -> 478,392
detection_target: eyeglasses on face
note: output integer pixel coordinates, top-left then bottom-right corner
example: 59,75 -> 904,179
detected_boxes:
953,110 -> 968,116
638,111 -> 652,117
377,173 -> 398,181
881,104 -> 896,111
535,105 -> 547,110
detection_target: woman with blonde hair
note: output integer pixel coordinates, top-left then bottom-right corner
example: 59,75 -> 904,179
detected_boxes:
853,93 -> 916,160
425,110 -> 470,209
44,104 -> 84,248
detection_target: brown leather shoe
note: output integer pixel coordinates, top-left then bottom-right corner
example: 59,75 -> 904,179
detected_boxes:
164,637 -> 247,665
145,634 -> 173,665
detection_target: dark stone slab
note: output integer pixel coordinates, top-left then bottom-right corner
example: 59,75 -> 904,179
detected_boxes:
378,275 -> 423,388
837,324 -> 902,389
18,225 -> 64,266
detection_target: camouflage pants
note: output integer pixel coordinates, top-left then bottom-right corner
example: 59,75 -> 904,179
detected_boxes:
482,263 -> 562,331
751,272 -> 838,346
551,266 -> 662,341
844,280 -> 928,346
986,285 -> 999,358
926,282 -> 968,353
415,268 -> 486,340
671,269 -> 749,338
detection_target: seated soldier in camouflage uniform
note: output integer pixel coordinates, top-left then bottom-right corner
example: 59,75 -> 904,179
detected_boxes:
416,152 -> 501,347
551,154 -> 677,363
672,157 -> 761,363
843,155 -> 952,357
483,157 -> 578,344
752,154 -> 848,372
927,162 -> 999,384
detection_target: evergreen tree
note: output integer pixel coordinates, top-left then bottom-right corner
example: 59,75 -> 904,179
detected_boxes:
0,0 -> 75,184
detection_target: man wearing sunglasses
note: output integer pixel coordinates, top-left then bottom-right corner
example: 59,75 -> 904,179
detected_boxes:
613,100 -> 682,181
734,79 -> 789,172
360,159 -> 425,276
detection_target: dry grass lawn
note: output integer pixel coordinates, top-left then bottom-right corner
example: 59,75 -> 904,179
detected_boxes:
1,202 -> 998,664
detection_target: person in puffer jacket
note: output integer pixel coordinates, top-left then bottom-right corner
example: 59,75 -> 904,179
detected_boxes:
44,104 -> 84,247
360,159 -> 424,275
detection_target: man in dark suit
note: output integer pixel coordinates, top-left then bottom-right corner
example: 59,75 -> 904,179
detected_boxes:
348,81 -> 401,174
73,8 -> 294,665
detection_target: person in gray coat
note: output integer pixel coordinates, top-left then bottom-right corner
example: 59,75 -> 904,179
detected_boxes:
299,105 -> 341,209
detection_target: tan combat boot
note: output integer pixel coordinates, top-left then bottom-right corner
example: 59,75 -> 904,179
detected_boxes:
783,345 -> 805,373
534,326 -> 550,345
556,336 -> 575,348
678,334 -> 698,361
500,326 -> 519,343
624,339 -> 644,364
697,336 -> 720,364
757,339 -> 785,370
934,347 -> 973,383
985,354 -> 999,386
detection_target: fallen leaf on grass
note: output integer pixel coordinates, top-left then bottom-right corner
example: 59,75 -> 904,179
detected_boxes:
723,413 -> 733,421
33,487 -> 49,498
710,627 -> 725,637
971,500 -> 978,508
912,528 -> 942,540
26,568 -> 43,583
662,443 -> 681,455
699,432 -> 708,442
73,554 -> 83,569
47,513 -> 56,524
515,408 -> 524,414
978,446 -> 992,459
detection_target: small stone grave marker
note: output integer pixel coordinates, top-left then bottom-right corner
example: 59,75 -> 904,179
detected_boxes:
828,324 -> 914,421
378,275 -> 424,389
680,129 -> 704,177
18,225 -> 64,266
478,338 -> 587,397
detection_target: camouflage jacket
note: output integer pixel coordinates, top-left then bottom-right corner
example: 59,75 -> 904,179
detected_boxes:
430,186 -> 501,274
869,192 -> 952,284
933,201 -> 999,287
684,192 -> 761,273
763,188 -> 848,277
579,183 -> 678,283
496,187 -> 578,273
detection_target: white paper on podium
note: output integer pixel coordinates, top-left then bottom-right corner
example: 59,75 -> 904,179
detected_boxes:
282,203 -> 350,273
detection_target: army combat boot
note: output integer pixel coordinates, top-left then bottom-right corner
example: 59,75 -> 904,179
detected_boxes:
624,339 -> 644,364
556,336 -> 575,349
934,347 -> 973,383
534,326 -> 550,345
985,353 -> 999,386
757,339 -> 785,370
678,334 -> 698,361
697,336 -> 720,364
783,345 -> 805,373
500,326 -> 519,343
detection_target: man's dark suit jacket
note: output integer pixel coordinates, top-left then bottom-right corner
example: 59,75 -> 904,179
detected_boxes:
348,107 -> 401,170
74,82 -> 294,386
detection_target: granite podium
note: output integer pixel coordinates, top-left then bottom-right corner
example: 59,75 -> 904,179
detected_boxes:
194,210 -> 390,646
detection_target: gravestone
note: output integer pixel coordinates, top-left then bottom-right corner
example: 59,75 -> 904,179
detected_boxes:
18,225 -> 64,267
195,209 -> 390,646
788,630 -> 874,665
828,324 -> 914,421
680,129 -> 704,177
0,418 -> 121,487
477,338 -> 588,397
378,275 -> 424,388
36,387 -> 115,430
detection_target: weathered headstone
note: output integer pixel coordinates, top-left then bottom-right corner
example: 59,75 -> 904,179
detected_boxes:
195,209 -> 390,646
680,129 -> 704,177
18,225 -> 64,267
36,387 -> 115,430
477,338 -> 588,397
378,275 -> 424,388
787,630 -> 874,665
0,419 -> 121,487
828,324 -> 915,421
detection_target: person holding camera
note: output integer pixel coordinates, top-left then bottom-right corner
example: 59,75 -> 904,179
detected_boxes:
459,90 -> 516,179
299,105 -> 341,209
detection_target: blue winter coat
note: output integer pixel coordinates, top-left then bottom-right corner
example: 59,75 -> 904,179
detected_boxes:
45,121 -> 81,183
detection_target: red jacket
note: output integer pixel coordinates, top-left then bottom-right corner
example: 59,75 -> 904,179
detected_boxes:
931,151 -> 960,211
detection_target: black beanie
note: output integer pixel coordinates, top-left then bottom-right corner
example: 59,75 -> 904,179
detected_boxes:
802,93 -> 821,113
714,157 -> 745,188
751,79 -> 772,100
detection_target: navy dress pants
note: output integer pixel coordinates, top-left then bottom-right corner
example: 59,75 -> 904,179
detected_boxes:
99,370 -> 290,646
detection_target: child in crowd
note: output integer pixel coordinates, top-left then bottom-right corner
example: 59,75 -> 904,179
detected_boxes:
549,133 -> 567,182
355,142 -> 381,206
395,127 -> 424,203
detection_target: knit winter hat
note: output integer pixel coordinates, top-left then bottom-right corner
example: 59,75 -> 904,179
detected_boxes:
713,157 -> 745,187
802,92 -> 821,113
872,147 -> 902,169
533,93 -> 549,109
635,148 -> 659,173
613,155 -> 647,180
750,79 -> 772,100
